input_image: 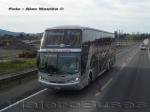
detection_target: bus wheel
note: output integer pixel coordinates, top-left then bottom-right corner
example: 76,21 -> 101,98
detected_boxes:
107,62 -> 110,70
88,72 -> 93,84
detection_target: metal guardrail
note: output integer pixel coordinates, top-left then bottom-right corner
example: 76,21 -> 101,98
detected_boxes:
0,68 -> 38,90
0,68 -> 37,80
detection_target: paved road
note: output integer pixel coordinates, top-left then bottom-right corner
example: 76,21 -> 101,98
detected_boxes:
97,46 -> 150,112
1,44 -> 149,112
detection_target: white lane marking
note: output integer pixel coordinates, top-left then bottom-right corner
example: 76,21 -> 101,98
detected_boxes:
116,45 -> 138,56
117,50 -> 128,56
119,63 -> 127,71
119,48 -> 138,71
0,88 -> 48,112
95,92 -> 100,97
95,78 -> 113,96
101,78 -> 113,90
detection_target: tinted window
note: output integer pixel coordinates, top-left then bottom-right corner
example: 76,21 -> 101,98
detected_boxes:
41,29 -> 81,48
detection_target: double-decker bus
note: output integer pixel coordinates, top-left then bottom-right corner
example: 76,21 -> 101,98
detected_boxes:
37,25 -> 116,90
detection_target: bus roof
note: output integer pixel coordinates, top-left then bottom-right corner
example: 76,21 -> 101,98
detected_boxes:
45,25 -> 114,34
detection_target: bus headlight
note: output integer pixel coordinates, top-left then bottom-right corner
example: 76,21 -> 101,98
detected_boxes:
39,76 -> 42,80
75,77 -> 79,81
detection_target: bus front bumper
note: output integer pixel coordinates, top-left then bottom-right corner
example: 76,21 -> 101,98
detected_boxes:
38,79 -> 81,90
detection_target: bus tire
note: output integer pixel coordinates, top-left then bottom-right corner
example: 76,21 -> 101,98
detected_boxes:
88,72 -> 93,84
107,61 -> 110,71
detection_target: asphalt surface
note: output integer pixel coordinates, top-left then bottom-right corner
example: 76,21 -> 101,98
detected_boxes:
97,46 -> 150,112
1,44 -> 150,112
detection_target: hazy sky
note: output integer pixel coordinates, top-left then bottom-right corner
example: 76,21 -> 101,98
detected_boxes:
0,0 -> 150,33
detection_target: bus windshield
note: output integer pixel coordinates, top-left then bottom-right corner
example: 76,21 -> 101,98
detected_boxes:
41,29 -> 81,48
37,52 -> 80,75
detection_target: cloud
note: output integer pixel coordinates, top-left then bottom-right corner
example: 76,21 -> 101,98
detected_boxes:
0,0 -> 150,33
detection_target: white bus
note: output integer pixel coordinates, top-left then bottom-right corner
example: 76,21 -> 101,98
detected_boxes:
37,25 -> 116,90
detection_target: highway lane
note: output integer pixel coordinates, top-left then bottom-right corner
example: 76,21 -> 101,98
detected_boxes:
0,44 -> 141,112
96,48 -> 150,112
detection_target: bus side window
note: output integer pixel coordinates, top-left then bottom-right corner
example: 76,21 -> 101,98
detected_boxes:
90,56 -> 97,68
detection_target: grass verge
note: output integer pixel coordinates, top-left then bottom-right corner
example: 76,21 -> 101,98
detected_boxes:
0,58 -> 36,75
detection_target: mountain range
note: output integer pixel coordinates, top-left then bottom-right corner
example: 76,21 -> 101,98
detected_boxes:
0,29 -> 27,36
